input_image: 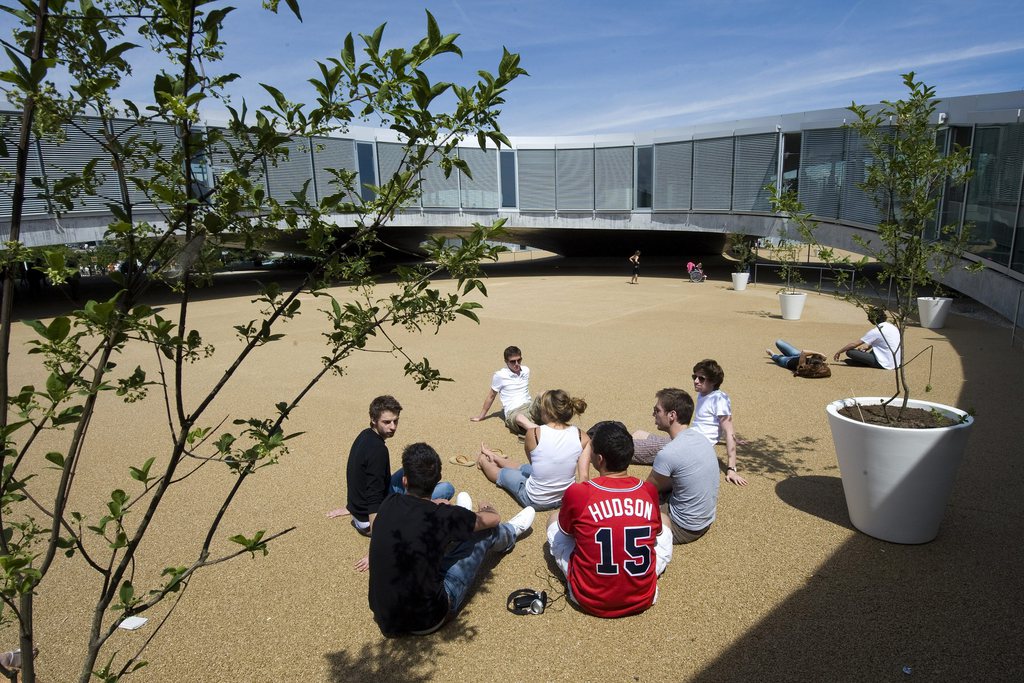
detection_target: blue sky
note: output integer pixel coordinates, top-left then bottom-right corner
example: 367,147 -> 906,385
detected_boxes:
5,0 -> 1024,136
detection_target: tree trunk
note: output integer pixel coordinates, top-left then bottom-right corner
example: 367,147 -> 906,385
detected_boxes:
1,4 -> 50,679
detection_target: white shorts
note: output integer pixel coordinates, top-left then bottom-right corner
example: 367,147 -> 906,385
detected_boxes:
547,519 -> 575,577
546,518 -> 673,578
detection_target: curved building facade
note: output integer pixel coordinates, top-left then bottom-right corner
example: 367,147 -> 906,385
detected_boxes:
2,90 -> 1023,320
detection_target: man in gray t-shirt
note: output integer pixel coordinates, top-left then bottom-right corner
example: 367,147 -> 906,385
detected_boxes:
646,388 -> 720,544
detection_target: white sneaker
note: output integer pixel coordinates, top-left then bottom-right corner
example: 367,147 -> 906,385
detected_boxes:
1,649 -> 22,669
507,506 -> 536,538
455,492 -> 473,511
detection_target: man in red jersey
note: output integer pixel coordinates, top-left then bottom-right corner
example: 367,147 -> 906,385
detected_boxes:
546,421 -> 672,618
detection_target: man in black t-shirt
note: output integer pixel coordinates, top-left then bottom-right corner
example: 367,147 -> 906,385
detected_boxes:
329,396 -> 455,534
328,395 -> 402,535
365,443 -> 535,636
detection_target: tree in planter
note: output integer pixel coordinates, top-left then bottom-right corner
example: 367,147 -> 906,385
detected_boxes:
0,2 -> 525,682
726,233 -> 757,273
771,225 -> 806,294
770,72 -> 978,423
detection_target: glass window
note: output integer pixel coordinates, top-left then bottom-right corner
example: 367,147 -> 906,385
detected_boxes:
636,146 -> 652,209
500,150 -> 517,208
964,125 -> 1024,267
938,127 -> 972,241
357,142 -> 376,202
1014,196 -> 1024,274
782,133 -> 801,194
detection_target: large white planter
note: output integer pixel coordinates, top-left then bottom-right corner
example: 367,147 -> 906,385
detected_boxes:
731,272 -> 750,291
779,292 -> 807,320
918,296 -> 952,329
826,397 -> 973,544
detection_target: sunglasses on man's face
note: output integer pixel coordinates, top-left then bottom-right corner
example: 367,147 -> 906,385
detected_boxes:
508,358 -> 522,365
692,374 -> 707,382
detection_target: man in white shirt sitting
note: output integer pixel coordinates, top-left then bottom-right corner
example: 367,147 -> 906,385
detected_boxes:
470,345 -> 539,435
834,307 -> 902,370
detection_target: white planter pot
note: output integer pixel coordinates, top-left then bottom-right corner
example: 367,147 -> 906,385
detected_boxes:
731,272 -> 750,291
778,292 -> 806,320
918,296 -> 952,329
826,397 -> 973,544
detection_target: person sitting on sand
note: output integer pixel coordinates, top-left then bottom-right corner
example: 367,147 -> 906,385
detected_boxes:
546,421 -> 670,618
642,388 -> 720,545
477,389 -> 590,510
363,443 -> 535,637
833,307 -> 901,369
470,345 -> 540,435
327,395 -> 453,533
632,360 -> 746,486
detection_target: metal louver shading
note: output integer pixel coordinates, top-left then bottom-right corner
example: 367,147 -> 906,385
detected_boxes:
654,141 -> 692,210
693,137 -> 734,210
460,147 -> 499,209
733,134 -> 778,212
596,146 -> 633,210
518,149 -> 555,210
556,148 -> 594,210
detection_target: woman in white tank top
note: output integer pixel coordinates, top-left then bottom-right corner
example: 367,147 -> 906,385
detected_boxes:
477,389 -> 591,510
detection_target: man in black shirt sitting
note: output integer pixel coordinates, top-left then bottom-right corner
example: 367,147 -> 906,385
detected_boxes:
365,442 -> 535,636
339,396 -> 402,535
328,395 -> 454,535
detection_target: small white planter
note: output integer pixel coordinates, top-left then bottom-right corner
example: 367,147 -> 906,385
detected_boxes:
731,272 -> 750,291
779,292 -> 806,320
827,397 -> 973,544
918,296 -> 952,329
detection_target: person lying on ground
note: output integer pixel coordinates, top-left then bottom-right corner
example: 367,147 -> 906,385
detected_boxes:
766,341 -> 832,378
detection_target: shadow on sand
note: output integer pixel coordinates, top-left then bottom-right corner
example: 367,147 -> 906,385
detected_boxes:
738,435 -> 824,480
691,312 -> 1023,681
324,547 -> 510,682
775,475 -> 853,531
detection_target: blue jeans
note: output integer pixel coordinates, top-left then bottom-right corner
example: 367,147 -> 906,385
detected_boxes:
390,469 -> 455,501
770,339 -> 801,370
496,464 -> 558,510
441,523 -> 516,614
496,463 -> 535,508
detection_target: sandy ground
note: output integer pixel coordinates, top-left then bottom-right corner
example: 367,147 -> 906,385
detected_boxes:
6,257 -> 1023,682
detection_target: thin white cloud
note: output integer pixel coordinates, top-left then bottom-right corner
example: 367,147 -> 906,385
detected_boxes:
4,0 -> 1022,139
567,40 -> 1024,134
829,0 -> 865,36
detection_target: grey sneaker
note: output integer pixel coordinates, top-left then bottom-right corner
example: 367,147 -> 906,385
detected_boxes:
455,492 -> 473,511
507,506 -> 536,538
